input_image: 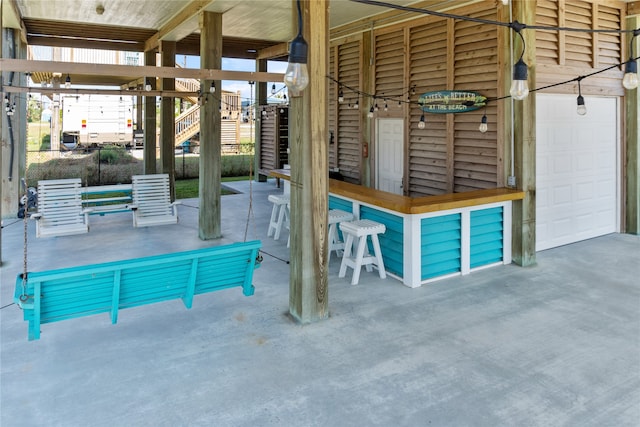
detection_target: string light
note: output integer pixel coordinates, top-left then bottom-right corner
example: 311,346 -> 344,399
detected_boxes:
623,30 -> 639,90
271,84 -> 276,95
65,74 -> 71,89
418,114 -> 426,129
210,81 -> 216,93
284,0 -> 309,96
145,79 -> 152,91
479,114 -> 488,133
368,105 -> 374,118
509,21 -> 529,100
576,78 -> 587,115
338,89 -> 344,103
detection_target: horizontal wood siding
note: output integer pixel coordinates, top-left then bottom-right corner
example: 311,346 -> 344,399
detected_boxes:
421,213 -> 461,279
453,8 -> 499,192
360,206 -> 404,277
409,20 -> 449,196
259,105 -> 277,171
536,0 -> 625,95
337,40 -> 362,183
470,206 -> 504,268
375,29 -> 405,105
328,195 -> 353,213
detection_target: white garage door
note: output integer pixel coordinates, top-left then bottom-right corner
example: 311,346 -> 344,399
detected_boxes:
536,94 -> 619,251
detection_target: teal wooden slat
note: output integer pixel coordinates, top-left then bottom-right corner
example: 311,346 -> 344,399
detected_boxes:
14,240 -> 262,340
182,258 -> 199,309
470,207 -> 503,268
421,214 -> 461,280
329,195 -> 353,213
360,206 -> 404,277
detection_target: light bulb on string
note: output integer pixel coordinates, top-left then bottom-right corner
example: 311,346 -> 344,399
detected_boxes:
271,84 -> 276,95
576,79 -> 587,115
354,100 -> 359,110
338,90 -> 344,103
479,114 -> 488,133
283,0 -> 309,97
65,74 -> 71,89
368,106 -> 375,118
509,22 -> 529,100
418,114 -> 426,129
384,101 -> 388,112
210,82 -> 216,93
622,59 -> 638,90
622,29 -> 639,90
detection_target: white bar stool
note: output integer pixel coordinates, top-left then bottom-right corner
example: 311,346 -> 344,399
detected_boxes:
338,219 -> 387,285
328,209 -> 354,262
267,194 -> 290,240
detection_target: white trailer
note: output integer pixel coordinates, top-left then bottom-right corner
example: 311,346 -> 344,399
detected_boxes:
61,95 -> 134,149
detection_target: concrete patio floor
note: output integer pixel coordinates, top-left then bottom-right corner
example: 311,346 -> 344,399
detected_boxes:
1,178 -> 639,427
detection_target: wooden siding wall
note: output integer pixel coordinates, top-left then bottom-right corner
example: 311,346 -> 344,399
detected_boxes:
329,46 -> 337,169
452,8 -> 499,193
536,0 -> 625,95
331,38 -> 363,184
328,1 -> 626,194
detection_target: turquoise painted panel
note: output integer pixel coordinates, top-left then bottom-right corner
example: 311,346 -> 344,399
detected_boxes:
14,240 -> 262,340
421,214 -> 461,279
470,207 -> 503,268
329,195 -> 353,213
359,206 -> 404,277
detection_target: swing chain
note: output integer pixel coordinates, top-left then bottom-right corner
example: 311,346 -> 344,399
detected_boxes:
20,152 -> 30,303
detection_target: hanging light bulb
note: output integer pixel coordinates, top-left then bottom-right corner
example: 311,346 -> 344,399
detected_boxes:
374,101 -> 379,112
479,114 -> 488,133
65,74 -> 71,89
368,106 -> 375,118
338,90 -> 344,103
418,114 -> 426,129
354,100 -> 359,110
283,0 -> 309,97
623,59 -> 638,90
210,81 -> 216,93
145,79 -> 152,91
576,95 -> 587,115
271,84 -> 276,95
509,22 -> 529,100
384,101 -> 388,112
398,100 -> 402,108
510,58 -> 529,100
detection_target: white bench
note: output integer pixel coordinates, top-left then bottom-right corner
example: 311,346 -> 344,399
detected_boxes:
31,178 -> 89,238
131,174 -> 180,227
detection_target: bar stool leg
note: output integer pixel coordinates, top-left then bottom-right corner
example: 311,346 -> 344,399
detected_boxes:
371,234 -> 386,279
267,204 -> 279,237
351,235 -> 369,285
273,204 -> 286,240
338,233 -> 355,279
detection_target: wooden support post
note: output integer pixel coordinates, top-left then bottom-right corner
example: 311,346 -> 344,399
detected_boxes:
160,40 -> 176,201
144,49 -> 157,174
289,0 -> 329,323
625,15 -> 639,234
198,11 -> 222,240
511,0 -> 536,266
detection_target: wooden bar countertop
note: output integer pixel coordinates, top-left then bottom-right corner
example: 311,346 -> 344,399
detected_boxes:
269,169 -> 525,215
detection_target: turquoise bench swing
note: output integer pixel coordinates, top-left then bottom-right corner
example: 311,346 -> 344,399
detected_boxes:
14,178 -> 263,341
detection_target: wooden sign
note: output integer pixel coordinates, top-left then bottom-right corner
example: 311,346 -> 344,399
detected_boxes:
418,91 -> 486,113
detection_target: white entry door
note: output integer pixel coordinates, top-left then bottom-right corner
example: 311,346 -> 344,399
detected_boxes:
536,94 -> 619,251
376,118 -> 404,195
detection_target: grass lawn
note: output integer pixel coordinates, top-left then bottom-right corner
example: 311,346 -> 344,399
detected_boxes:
175,176 -> 250,199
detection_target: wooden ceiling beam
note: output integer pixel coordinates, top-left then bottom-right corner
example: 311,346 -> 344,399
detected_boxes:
26,36 -> 145,52
144,0 -> 212,52
257,43 -> 289,60
0,58 -> 284,82
2,85 -> 198,98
